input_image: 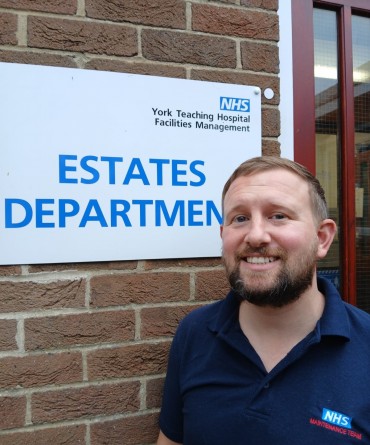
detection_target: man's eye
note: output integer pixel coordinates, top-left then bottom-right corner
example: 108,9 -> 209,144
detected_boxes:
271,213 -> 286,220
233,215 -> 247,223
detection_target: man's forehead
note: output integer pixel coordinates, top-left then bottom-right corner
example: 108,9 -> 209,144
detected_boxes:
226,168 -> 309,194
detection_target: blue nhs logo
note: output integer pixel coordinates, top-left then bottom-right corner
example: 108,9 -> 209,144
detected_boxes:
220,96 -> 250,112
322,408 -> 352,429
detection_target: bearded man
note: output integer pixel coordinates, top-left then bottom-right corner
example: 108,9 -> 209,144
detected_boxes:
157,156 -> 370,445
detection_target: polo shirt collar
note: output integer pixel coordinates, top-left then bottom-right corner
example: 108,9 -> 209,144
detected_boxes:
316,276 -> 350,340
208,277 -> 351,342
207,289 -> 239,336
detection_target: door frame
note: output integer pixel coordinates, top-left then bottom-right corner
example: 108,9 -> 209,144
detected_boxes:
291,0 -> 370,304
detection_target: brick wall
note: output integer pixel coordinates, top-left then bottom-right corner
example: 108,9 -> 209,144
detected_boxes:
0,0 -> 280,444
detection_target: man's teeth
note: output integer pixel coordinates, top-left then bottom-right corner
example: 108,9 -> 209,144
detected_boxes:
246,257 -> 275,264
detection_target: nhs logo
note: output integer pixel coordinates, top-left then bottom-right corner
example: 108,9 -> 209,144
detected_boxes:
322,408 -> 352,429
220,96 -> 250,112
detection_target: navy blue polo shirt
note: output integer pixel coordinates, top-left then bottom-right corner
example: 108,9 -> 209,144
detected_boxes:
159,278 -> 370,444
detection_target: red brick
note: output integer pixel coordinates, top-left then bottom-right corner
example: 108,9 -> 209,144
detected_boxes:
90,272 -> 190,307
144,257 -> 222,270
241,40 -> 279,73
0,425 -> 85,445
25,310 -> 135,350
192,4 -> 279,41
32,381 -> 140,423
0,265 -> 22,276
0,280 -> 85,313
88,341 -> 170,380
0,12 -> 17,45
0,319 -> 17,351
142,29 -> 236,68
262,107 -> 280,137
262,138 -> 280,156
0,50 -> 78,67
28,17 -> 137,57
0,396 -> 26,429
241,0 -> 278,10
0,352 -> 82,389
141,304 -> 201,339
90,412 -> 159,445
191,69 -> 280,106
85,58 -> 186,79
146,377 -> 164,409
29,260 -> 138,274
0,0 -> 77,14
195,269 -> 230,301
86,0 -> 185,29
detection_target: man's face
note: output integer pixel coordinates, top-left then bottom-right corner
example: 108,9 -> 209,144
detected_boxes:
221,169 -> 322,307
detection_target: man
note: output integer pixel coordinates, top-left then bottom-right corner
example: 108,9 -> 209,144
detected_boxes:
157,156 -> 370,444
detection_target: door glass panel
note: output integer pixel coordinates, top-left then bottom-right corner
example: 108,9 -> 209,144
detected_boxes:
353,15 -> 370,313
313,8 -> 341,290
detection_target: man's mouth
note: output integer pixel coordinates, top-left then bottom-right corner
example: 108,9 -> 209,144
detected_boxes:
245,256 -> 277,264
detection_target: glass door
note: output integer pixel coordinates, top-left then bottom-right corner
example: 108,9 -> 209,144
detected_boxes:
353,15 -> 370,312
293,1 -> 370,311
313,8 -> 341,290
312,5 -> 370,311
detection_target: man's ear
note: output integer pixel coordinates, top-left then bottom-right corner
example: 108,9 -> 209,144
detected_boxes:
316,219 -> 337,259
220,225 -> 224,238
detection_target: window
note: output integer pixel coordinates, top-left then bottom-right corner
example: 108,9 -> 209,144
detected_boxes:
292,0 -> 370,312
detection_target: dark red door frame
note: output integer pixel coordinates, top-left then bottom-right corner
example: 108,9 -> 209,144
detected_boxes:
338,5 -> 356,305
292,0 -> 316,174
291,0 -> 363,304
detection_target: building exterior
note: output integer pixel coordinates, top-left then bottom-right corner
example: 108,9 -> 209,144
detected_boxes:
0,0 -> 369,444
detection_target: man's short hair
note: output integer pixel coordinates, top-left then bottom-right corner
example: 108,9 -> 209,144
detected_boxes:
222,156 -> 328,223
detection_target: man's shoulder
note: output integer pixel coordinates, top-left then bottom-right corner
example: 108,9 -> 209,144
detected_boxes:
319,277 -> 370,339
344,300 -> 370,332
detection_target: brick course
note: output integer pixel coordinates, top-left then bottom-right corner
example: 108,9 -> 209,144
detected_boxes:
0,0 -> 281,443
85,0 -> 186,29
0,13 -> 18,45
88,342 -> 170,380
0,352 -> 82,389
142,29 -> 237,67
90,272 -> 190,306
25,310 -> 135,350
0,319 -> 18,351
0,49 -> 78,67
192,4 -> 279,40
241,0 -> 278,10
28,17 -> 138,56
0,425 -> 86,445
0,280 -> 85,313
0,396 -> 26,429
0,0 -> 77,14
90,413 -> 159,445
241,40 -> 279,73
31,381 -> 140,423
140,304 -> 201,338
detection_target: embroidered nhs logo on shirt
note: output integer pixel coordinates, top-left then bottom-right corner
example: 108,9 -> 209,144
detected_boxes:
322,408 -> 352,429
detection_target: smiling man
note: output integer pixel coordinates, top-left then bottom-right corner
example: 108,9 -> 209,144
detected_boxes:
157,156 -> 370,445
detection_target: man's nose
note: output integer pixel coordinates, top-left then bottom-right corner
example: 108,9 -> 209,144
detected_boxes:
243,217 -> 271,247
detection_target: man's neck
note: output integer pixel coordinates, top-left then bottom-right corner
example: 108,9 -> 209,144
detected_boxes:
238,282 -> 325,372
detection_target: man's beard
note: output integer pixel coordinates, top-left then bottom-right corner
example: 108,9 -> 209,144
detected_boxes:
224,245 -> 317,308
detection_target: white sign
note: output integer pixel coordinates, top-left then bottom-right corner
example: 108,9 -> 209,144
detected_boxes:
0,62 -> 261,265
